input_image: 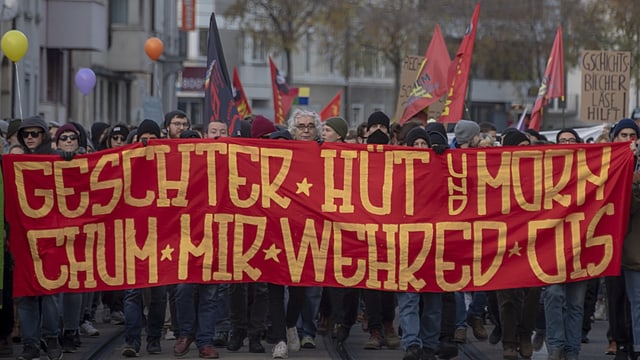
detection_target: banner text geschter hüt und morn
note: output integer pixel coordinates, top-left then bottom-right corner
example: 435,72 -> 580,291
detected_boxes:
3,139 -> 633,297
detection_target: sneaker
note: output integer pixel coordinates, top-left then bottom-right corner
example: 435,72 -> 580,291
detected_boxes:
467,315 -> 488,341
300,335 -> 315,349
226,329 -> 246,351
532,331 -> 545,352
383,322 -> 401,349
249,337 -> 265,353
165,330 -> 176,341
121,344 -> 140,358
146,337 -> 162,354
453,327 -> 467,343
403,344 -> 422,360
198,345 -> 219,359
212,331 -> 228,347
286,327 -> 300,352
364,329 -> 383,350
80,320 -> 100,336
110,310 -> 125,325
17,343 -> 40,360
61,331 -> 76,353
45,337 -> 62,360
272,341 -> 288,359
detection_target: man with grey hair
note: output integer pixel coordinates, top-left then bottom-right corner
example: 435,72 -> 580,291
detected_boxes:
288,109 -> 320,142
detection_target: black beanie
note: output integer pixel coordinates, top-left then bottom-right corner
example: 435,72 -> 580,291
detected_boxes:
367,111 -> 390,131
425,122 -> 447,138
137,119 -> 162,139
180,130 -> 201,139
405,127 -> 431,147
367,129 -> 390,144
428,131 -> 448,146
502,130 -> 531,146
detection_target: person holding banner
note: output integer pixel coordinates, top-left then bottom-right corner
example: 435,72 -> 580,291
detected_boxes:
164,110 -> 191,139
288,109 -> 321,142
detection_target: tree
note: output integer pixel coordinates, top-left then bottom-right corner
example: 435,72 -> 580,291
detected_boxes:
224,0 -> 323,84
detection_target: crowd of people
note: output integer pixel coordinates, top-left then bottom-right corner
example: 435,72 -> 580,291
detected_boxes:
0,108 -> 638,360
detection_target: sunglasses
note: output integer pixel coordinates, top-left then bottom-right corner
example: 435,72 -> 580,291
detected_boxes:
21,130 -> 44,139
111,135 -> 125,142
59,135 -> 78,142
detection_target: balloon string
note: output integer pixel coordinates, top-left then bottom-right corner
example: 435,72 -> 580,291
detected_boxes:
154,62 -> 161,99
14,62 -> 23,120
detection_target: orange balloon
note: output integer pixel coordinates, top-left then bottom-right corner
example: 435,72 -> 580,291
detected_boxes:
144,37 -> 163,61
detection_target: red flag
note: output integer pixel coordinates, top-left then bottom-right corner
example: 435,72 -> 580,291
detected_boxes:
399,25 -> 450,124
320,90 -> 342,121
439,3 -> 480,123
232,67 -> 252,118
529,26 -> 564,131
269,57 -> 298,124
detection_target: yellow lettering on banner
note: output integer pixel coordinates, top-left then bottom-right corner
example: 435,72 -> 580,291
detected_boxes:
233,215 -> 265,280
397,223 -> 432,291
476,152 -> 511,215
260,148 -> 292,208
321,149 -> 356,213
54,159 -> 90,218
360,148 -> 392,215
212,214 -> 233,281
27,229 -> 68,290
125,218 -> 158,285
576,147 -> 610,206
543,150 -> 573,209
447,153 -> 467,215
122,147 -> 155,207
366,224 -> 397,290
512,150 -> 542,212
90,222 -> 124,286
472,222 -> 507,286
435,222 -> 471,291
333,222 -> 366,287
65,226 -> 96,289
90,153 -> 123,216
157,144 -> 191,207
178,214 -> 213,281
586,204 -> 614,276
195,143 -> 228,206
280,218 -> 330,282
228,145 -> 259,208
393,151 -> 430,216
528,219 -> 566,283
565,213 -> 587,279
14,161 -> 53,218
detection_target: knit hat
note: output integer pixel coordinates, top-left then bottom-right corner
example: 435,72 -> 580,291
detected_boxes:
556,128 -> 582,143
502,130 -> 531,146
269,130 -> 292,140
164,110 -> 189,128
367,111 -> 390,131
367,129 -> 390,144
428,131 -> 448,146
6,119 -> 21,139
611,118 -> 640,140
251,115 -> 277,138
180,130 -> 201,138
233,119 -> 252,138
137,119 -> 161,139
54,123 -> 80,143
454,120 -> 480,144
405,127 -> 430,147
324,117 -> 349,141
110,124 -> 130,138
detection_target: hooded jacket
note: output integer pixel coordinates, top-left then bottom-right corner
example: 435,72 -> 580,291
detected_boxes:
17,116 -> 55,154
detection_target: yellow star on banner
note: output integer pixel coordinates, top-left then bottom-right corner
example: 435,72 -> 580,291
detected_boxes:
508,242 -> 522,258
296,177 -> 313,196
263,244 -> 282,263
161,244 -> 175,261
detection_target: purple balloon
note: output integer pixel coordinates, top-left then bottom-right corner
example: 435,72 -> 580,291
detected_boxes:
75,68 -> 96,95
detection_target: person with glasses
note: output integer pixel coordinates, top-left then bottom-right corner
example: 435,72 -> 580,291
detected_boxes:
105,124 -> 130,148
164,110 -> 190,139
556,128 -> 582,144
288,109 -> 320,142
15,116 -> 61,360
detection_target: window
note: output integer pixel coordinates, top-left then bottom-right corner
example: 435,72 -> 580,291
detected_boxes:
199,28 -> 208,57
251,36 -> 266,62
110,0 -> 128,25
46,49 -> 64,103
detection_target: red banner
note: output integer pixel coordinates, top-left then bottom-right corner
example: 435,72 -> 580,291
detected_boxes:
4,141 -> 633,297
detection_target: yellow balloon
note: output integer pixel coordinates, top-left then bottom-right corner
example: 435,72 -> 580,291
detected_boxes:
1,30 -> 28,62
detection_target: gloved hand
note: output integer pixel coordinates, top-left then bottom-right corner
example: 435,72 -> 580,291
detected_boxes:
61,151 -> 74,161
432,144 -> 446,155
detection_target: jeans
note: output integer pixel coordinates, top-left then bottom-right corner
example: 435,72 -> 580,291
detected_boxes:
624,269 -> 640,350
297,286 -> 323,338
61,293 -> 83,330
124,286 -> 167,350
17,295 -> 60,345
544,281 -> 587,356
397,292 -> 442,351
214,283 -> 231,333
455,291 -> 487,328
176,283 -> 218,348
